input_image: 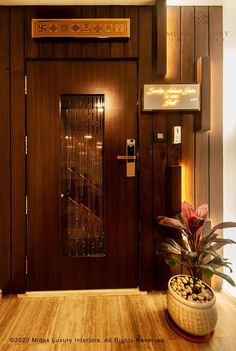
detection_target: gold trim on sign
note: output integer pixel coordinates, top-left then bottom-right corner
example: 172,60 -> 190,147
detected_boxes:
32,18 -> 130,38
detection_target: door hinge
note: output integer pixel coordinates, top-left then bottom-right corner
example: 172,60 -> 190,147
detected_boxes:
138,221 -> 140,233
25,136 -> 28,155
25,195 -> 28,215
25,255 -> 28,275
24,75 -> 27,95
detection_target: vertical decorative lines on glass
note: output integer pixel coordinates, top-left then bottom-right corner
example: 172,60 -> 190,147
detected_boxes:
60,95 -> 105,257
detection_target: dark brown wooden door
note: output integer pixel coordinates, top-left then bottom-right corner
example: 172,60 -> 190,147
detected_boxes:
26,60 -> 138,291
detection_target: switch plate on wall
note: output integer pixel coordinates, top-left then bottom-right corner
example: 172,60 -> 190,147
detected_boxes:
173,126 -> 181,144
153,130 -> 166,142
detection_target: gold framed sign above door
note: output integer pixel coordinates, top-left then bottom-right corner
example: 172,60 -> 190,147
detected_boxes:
32,18 -> 130,38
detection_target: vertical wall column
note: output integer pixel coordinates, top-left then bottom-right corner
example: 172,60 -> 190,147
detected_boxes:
153,0 -> 167,76
0,7 -> 11,293
10,7 -> 26,293
139,6 -> 154,291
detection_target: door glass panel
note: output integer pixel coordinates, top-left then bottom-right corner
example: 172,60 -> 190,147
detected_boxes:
60,95 -> 105,256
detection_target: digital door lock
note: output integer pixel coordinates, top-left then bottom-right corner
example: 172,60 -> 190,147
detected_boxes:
117,139 -> 136,177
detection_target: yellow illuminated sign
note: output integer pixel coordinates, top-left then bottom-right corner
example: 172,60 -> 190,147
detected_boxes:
143,84 -> 201,111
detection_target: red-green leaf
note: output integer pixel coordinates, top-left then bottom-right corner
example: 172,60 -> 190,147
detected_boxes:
157,216 -> 186,232
196,203 -> 208,220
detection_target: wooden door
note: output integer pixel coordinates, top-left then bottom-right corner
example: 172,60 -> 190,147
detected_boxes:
26,60 -> 138,291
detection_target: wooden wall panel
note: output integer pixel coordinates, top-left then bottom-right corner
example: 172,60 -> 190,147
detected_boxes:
10,7 -> 26,293
96,6 -> 110,58
24,6 -> 138,60
209,7 -> 223,291
166,7 -> 181,83
25,7 -> 39,58
181,7 -> 195,206
53,39 -> 68,58
195,7 -> 209,208
153,0 -> 167,76
153,112 -> 168,289
39,41 -> 54,58
138,6 -> 153,291
81,7 -> 96,58
0,4 -> 223,292
51,7 -> 69,58
196,56 -> 211,132
154,7 -> 181,288
0,7 -> 11,293
165,7 -> 181,175
209,7 -> 223,226
110,6 -> 125,58
179,7 -> 195,277
67,7 -> 82,58
125,6 -> 138,58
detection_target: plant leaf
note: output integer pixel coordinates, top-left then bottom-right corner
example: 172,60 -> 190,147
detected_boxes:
181,233 -> 191,251
210,270 -> 236,287
198,265 -> 214,278
212,238 -> 236,244
157,216 -> 186,232
166,257 -> 190,273
187,251 -> 198,258
157,243 -> 181,255
203,222 -> 236,239
196,203 -> 208,220
199,249 -> 222,260
210,262 -> 233,273
197,265 -> 236,286
166,258 -> 177,266
202,256 -> 233,272
210,241 -> 236,252
200,233 -> 219,246
165,238 -> 185,251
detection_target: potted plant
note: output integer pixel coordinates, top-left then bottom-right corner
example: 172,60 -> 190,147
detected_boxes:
156,201 -> 236,336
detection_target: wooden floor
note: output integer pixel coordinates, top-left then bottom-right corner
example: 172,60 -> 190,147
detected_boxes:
0,291 -> 235,351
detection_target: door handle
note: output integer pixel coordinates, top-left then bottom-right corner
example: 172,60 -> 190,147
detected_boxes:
117,139 -> 136,177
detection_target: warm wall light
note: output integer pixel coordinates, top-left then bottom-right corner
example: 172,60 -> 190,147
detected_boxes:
84,135 -> 93,139
181,163 -> 187,202
181,162 -> 194,205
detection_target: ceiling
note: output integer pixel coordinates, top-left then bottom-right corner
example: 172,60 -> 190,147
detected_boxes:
0,0 -> 225,5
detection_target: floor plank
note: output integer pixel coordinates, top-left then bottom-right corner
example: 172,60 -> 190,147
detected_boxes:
0,292 -> 235,350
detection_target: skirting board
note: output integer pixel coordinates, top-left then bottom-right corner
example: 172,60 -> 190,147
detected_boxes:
18,288 -> 147,298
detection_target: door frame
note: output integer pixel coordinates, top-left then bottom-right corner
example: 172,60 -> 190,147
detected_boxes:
9,57 -> 154,294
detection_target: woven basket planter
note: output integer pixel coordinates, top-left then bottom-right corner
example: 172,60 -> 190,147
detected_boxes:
167,275 -> 217,336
